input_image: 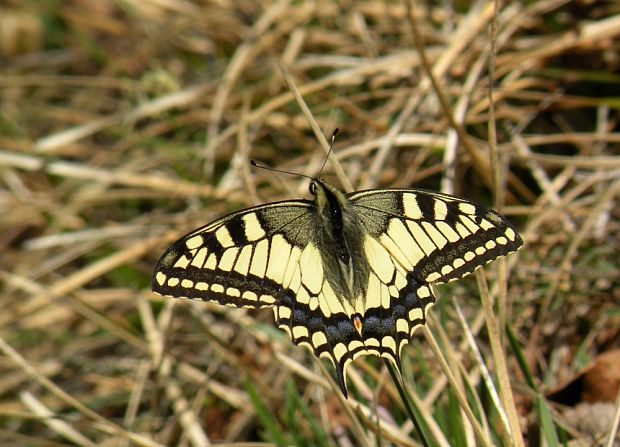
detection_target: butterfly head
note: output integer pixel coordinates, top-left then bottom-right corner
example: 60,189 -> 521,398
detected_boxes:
308,178 -> 328,209
309,177 -> 349,212
309,179 -> 319,196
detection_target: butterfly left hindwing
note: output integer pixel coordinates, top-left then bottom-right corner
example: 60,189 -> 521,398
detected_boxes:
152,180 -> 522,396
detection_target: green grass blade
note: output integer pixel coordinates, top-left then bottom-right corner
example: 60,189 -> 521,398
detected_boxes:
536,395 -> 561,447
506,323 -> 537,389
245,380 -> 289,446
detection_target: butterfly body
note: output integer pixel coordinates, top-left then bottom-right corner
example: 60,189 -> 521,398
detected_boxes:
152,177 -> 522,395
309,179 -> 369,309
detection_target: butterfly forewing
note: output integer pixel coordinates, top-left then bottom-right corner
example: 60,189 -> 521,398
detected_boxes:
152,201 -> 314,308
349,188 -> 522,284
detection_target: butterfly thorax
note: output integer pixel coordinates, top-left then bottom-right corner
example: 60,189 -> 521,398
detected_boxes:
310,179 -> 370,308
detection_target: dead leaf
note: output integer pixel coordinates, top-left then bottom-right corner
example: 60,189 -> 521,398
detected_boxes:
548,350 -> 620,405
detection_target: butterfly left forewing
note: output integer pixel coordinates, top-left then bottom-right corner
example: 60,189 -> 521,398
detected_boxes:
152,201 -> 314,308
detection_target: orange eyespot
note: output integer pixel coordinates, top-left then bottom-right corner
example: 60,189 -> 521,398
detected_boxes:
353,314 -> 363,335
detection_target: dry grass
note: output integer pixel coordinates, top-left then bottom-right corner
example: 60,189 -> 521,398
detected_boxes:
1,1 -> 619,446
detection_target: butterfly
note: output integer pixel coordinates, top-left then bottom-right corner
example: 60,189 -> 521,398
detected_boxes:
152,173 -> 522,396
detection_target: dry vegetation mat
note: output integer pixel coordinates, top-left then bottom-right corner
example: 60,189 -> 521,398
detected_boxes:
1,1 -> 619,446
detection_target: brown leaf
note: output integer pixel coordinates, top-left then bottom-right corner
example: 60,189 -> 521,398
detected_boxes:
548,350 -> 620,405
581,350 -> 620,403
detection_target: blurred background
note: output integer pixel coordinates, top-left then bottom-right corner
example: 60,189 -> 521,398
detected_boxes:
1,1 -> 619,445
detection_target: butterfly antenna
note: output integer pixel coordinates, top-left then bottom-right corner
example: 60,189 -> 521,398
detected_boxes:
250,160 -> 315,182
318,128 -> 339,176
251,128 -> 339,180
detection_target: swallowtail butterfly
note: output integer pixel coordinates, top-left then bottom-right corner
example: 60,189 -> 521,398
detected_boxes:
152,172 -> 522,396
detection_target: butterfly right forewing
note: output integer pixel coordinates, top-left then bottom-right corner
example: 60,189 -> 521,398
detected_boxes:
349,188 -> 522,285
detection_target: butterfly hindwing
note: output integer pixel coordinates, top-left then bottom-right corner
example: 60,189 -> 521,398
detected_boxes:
271,242 -> 435,395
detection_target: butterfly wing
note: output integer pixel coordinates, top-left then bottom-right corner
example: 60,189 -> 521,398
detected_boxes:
325,189 -> 524,381
152,200 -> 316,308
152,198 -> 375,395
349,188 -> 522,284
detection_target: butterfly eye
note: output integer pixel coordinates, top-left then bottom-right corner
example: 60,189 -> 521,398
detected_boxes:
309,181 -> 317,195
